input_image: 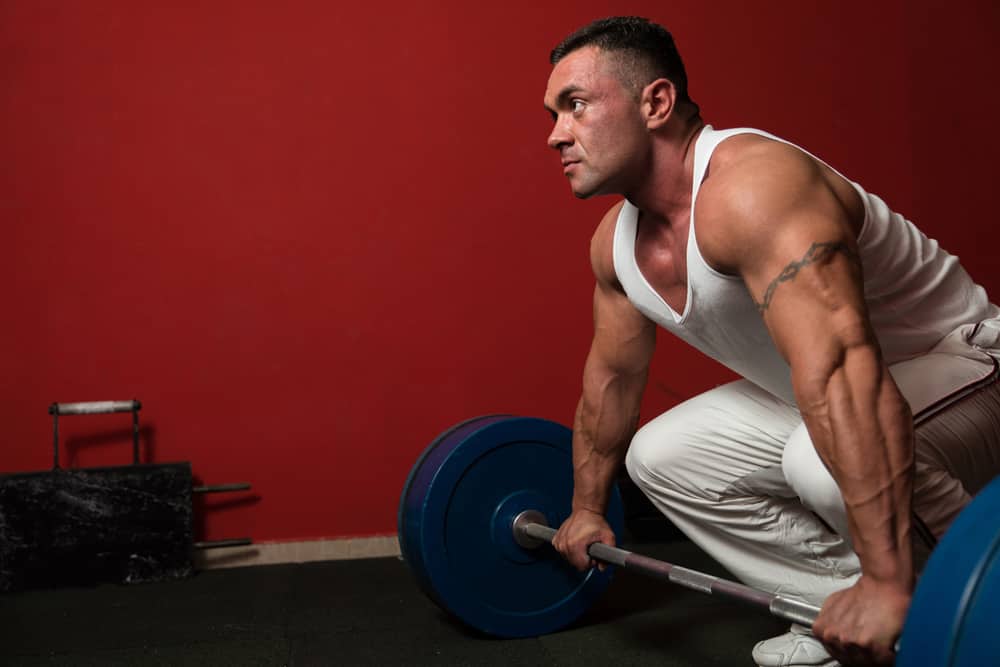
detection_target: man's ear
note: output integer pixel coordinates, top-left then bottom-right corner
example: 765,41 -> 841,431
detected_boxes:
641,78 -> 677,130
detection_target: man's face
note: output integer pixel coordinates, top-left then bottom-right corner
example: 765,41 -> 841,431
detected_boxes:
543,47 -> 649,199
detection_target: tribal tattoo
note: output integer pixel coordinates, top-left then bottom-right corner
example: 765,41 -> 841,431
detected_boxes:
755,241 -> 860,314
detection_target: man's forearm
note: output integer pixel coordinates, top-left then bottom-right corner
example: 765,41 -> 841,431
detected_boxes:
800,346 -> 916,588
570,374 -> 644,515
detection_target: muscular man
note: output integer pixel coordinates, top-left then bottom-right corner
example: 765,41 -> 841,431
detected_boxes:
543,17 -> 1000,667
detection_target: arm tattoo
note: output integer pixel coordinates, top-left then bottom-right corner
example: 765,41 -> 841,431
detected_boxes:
755,241 -> 860,314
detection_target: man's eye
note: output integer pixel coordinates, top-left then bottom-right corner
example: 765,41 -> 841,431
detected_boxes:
571,100 -> 585,113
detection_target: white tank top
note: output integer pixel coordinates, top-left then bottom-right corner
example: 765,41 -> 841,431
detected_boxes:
613,125 -> 1000,404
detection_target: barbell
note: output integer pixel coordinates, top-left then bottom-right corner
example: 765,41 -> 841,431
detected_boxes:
397,415 -> 1000,665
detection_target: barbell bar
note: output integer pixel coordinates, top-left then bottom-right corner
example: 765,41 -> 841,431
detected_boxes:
514,511 -> 907,655
398,415 -> 1000,665
512,511 -> 822,628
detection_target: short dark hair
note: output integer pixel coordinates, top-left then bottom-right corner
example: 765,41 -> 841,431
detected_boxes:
550,17 -> 697,111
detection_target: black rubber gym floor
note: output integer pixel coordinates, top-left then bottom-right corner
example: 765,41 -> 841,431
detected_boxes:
1,538 -> 785,666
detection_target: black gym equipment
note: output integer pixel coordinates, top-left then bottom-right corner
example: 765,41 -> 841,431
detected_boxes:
399,415 -> 1000,666
0,400 -> 252,592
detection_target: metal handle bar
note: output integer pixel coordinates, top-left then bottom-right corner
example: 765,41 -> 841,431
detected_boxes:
49,401 -> 141,416
48,400 -> 143,468
518,519 -> 821,627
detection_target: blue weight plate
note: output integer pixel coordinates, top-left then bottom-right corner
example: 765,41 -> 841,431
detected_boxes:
398,415 -> 626,638
398,414 -> 511,608
398,414 -> 508,584
952,529 -> 1000,666
897,474 -> 1000,667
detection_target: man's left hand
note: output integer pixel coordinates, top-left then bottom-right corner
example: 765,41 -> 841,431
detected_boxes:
812,575 -> 910,666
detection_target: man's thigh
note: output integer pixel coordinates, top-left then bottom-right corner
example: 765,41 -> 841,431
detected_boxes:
626,379 -> 802,499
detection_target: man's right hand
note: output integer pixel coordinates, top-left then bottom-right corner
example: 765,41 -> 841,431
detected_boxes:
552,508 -> 617,571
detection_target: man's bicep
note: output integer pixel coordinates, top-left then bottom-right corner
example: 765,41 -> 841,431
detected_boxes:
587,281 -> 656,378
744,214 -> 873,393
587,200 -> 655,379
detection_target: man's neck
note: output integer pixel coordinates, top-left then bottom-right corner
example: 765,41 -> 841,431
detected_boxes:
625,118 -> 706,226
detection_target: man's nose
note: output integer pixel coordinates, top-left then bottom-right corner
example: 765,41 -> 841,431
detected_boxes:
547,120 -> 572,150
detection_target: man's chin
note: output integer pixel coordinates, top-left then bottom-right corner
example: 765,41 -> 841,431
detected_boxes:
570,182 -> 605,200
568,178 -> 598,199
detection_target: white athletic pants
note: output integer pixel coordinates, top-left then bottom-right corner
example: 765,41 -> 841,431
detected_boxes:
625,357 -> 1000,607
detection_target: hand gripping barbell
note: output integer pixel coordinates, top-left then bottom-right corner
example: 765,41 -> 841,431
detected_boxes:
398,416 -> 1000,665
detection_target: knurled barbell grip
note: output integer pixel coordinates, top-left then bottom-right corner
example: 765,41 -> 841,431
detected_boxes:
521,521 -> 821,627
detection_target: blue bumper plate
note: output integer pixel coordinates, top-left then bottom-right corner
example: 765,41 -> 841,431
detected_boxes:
898,474 -> 1000,666
398,415 -> 625,638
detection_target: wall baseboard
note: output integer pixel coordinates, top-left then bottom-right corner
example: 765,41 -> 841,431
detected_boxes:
194,534 -> 401,570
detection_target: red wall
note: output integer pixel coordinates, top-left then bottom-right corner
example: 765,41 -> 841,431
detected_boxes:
3,1 -> 997,542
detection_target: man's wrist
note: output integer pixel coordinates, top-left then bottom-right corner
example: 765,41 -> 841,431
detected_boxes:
570,501 -> 607,516
859,567 -> 915,594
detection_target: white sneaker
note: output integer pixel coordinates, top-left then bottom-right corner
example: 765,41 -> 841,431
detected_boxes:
752,624 -> 840,667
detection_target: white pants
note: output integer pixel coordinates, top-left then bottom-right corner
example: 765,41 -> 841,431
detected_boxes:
625,356 -> 1000,607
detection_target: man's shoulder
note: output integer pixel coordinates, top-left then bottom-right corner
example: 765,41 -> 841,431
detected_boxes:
695,134 -> 835,273
698,134 -> 825,227
594,200 -> 626,236
706,133 -> 815,189
590,200 -> 627,286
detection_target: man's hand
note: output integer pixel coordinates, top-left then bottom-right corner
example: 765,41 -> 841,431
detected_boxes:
812,575 -> 911,666
552,508 -> 616,571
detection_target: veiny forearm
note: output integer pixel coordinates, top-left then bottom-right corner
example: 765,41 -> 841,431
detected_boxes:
798,343 -> 915,588
571,365 -> 647,514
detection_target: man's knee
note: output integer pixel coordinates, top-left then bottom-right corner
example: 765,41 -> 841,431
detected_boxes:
625,418 -> 687,490
624,416 -> 714,500
624,422 -> 666,489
